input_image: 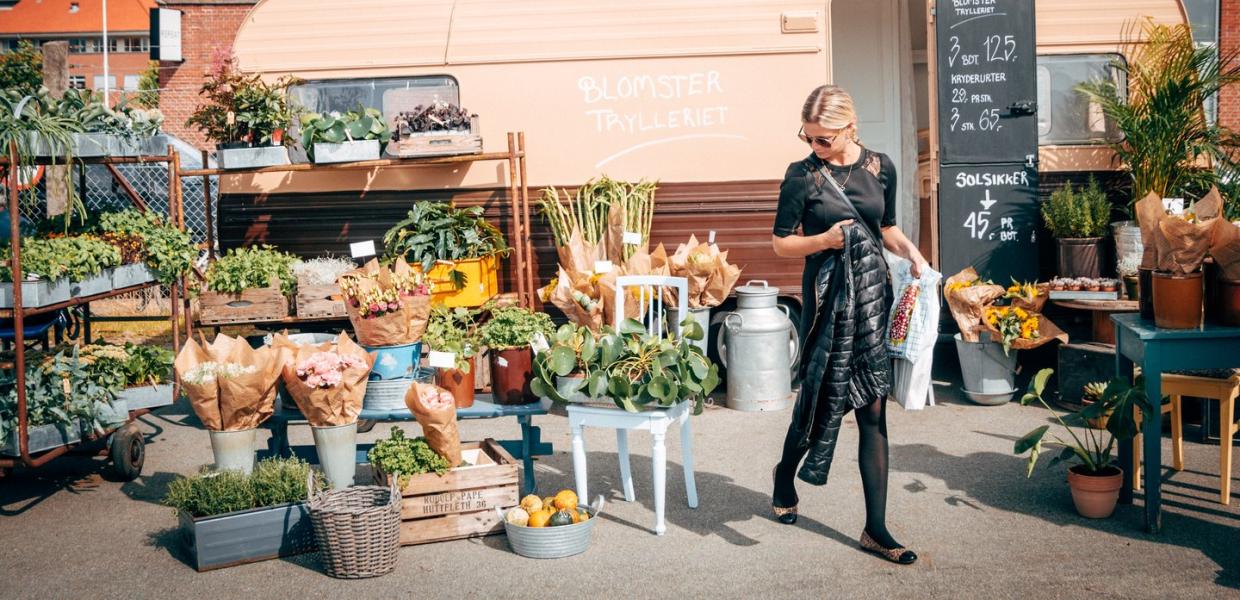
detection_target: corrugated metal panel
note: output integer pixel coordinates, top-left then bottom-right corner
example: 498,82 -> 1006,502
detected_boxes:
233,0 -> 454,74
1036,0 -> 1188,51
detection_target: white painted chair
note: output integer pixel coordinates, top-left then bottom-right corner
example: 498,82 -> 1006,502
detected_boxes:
567,275 -> 697,535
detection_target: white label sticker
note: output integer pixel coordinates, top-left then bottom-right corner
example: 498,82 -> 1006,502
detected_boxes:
708,230 -> 716,244
531,333 -> 550,355
593,260 -> 613,274
622,231 -> 642,245
428,351 -> 456,369
1162,198 -> 1185,215
496,356 -> 509,368
350,240 -> 376,258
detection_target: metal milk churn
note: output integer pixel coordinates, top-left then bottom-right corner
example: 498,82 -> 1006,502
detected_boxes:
718,280 -> 794,411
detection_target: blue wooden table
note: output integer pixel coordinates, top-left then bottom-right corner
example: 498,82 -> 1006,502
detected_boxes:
1111,313 -> 1240,533
266,397 -> 554,494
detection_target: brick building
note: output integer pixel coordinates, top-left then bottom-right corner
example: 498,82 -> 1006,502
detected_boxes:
154,0 -> 257,149
1222,0 -> 1240,130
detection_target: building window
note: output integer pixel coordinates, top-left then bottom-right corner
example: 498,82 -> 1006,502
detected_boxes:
69,75 -> 86,89
1036,54 -> 1126,146
123,75 -> 139,91
82,37 -> 102,53
107,37 -> 150,53
92,75 -> 117,90
68,38 -> 85,53
289,76 -> 461,129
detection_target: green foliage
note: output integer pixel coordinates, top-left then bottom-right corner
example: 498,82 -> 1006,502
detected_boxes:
383,201 -> 509,287
478,306 -> 555,351
0,41 -> 42,96
185,54 -> 302,145
135,61 -> 161,109
99,210 -> 196,285
0,347 -> 114,441
1077,21 -> 1240,200
205,245 -> 298,296
58,88 -> 130,138
0,236 -> 121,283
424,305 -> 482,372
162,457 -> 323,519
1041,177 -> 1112,238
0,87 -> 81,209
1014,368 -> 1152,477
367,427 -> 450,488
72,342 -> 174,392
299,107 -> 389,159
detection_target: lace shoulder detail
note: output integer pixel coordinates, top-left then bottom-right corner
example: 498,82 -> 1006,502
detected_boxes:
862,150 -> 882,178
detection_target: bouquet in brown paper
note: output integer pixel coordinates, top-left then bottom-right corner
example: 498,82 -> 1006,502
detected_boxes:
943,268 -> 1006,342
1136,189 -> 1223,273
665,236 -> 743,308
981,304 -> 1068,355
1211,217 -> 1240,281
1004,278 -> 1048,313
404,381 -> 461,467
547,265 -> 605,331
175,334 -> 283,431
338,258 -> 432,346
273,332 -> 375,427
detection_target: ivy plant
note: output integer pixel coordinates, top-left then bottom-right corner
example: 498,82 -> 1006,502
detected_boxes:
205,245 -> 299,296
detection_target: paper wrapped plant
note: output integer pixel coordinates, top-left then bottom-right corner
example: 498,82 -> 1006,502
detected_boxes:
1135,189 -> 1223,274
338,258 -> 432,346
175,334 -> 283,431
272,332 -> 375,427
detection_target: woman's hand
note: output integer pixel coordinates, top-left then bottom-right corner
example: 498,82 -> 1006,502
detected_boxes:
817,219 -> 854,251
910,256 -> 930,278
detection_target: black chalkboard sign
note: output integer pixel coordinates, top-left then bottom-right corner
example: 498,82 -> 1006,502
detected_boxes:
936,0 -> 1038,165
938,163 -> 1040,283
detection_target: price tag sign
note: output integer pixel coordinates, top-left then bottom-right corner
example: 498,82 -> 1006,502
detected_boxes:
530,333 -> 550,355
593,260 -> 613,274
622,231 -> 642,245
708,230 -> 716,244
350,240 -> 377,259
1162,198 -> 1185,215
428,351 -> 456,369
496,356 -> 509,368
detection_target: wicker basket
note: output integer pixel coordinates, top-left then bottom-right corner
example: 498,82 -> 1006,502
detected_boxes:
307,472 -> 401,579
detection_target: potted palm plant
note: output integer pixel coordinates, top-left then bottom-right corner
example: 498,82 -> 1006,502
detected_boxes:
1041,178 -> 1112,278
1014,369 -> 1151,519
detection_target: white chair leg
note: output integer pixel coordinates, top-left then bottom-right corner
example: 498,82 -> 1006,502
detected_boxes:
652,430 -> 668,535
680,416 -> 698,509
571,423 -> 588,505
617,428 -> 635,502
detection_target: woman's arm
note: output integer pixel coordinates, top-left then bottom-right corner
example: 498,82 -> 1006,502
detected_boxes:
772,219 -> 854,258
881,225 -> 930,277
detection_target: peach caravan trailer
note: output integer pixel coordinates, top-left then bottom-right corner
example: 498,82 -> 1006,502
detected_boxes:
222,0 -> 1190,338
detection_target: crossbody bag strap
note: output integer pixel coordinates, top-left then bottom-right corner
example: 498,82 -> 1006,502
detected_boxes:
807,159 -> 882,251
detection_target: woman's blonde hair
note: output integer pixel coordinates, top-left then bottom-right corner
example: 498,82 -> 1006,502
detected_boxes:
801,85 -> 857,137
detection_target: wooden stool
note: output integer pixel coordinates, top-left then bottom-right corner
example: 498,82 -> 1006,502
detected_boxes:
1133,371 -> 1238,505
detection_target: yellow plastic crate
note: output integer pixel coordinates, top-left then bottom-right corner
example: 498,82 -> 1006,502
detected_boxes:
415,255 -> 500,307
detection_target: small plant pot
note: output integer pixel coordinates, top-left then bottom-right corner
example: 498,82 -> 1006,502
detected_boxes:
1138,268 -> 1154,320
1067,465 -> 1122,519
311,422 -> 358,490
1152,270 -> 1203,329
491,347 -> 536,405
179,502 -> 315,571
363,342 -> 423,380
435,356 -> 476,408
1122,275 -> 1139,301
1217,277 -> 1240,327
313,139 -> 380,164
208,428 -> 257,474
1056,237 -> 1105,279
216,145 -> 290,169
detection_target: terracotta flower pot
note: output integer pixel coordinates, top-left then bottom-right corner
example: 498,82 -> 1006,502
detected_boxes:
1152,270 -> 1203,329
435,356 -> 476,408
490,347 -> 536,405
1218,277 -> 1240,327
1067,465 -> 1123,519
1056,237 -> 1105,279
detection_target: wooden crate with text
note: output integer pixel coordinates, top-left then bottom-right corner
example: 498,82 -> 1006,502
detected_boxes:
198,287 -> 289,325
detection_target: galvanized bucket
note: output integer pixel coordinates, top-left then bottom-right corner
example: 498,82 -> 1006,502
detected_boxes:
209,428 -> 257,474
954,333 -> 1018,405
498,496 -> 605,559
360,369 -> 433,412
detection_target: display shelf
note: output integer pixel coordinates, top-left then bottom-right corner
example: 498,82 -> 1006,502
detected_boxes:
0,281 -> 163,319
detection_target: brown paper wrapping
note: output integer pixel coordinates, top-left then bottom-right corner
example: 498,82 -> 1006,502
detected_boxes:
1010,283 -> 1049,313
174,334 -> 282,431
605,202 -> 625,264
981,314 -> 1069,351
557,229 -> 602,276
1135,192 -> 1163,269
549,266 -> 605,331
339,258 -> 430,346
944,268 -> 1005,342
1152,189 -> 1221,275
274,332 -> 375,427
405,381 -> 461,467
1212,218 -> 1240,280
405,292 -> 431,342
663,236 -> 742,308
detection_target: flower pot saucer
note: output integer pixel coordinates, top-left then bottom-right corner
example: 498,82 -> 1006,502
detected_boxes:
962,387 -> 1016,406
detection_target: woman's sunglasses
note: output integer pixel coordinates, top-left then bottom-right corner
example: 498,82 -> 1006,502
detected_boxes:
797,127 -> 840,147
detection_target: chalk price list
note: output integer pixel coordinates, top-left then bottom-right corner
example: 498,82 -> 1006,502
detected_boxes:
954,170 -> 1034,243
944,32 -> 1017,134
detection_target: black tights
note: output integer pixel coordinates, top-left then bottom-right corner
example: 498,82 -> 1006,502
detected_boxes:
773,398 -> 901,549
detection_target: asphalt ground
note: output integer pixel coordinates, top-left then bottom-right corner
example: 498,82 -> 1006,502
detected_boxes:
0,365 -> 1237,599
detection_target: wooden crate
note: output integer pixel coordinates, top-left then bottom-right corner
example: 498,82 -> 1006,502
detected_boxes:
374,439 -> 518,546
198,287 -> 289,325
295,283 -> 347,319
391,133 -> 482,158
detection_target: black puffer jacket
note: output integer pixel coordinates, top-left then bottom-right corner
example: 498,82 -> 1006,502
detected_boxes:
790,222 -> 892,486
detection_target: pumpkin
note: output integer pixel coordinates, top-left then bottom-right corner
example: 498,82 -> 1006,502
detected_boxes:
553,489 -> 578,511
505,507 -> 530,527
520,494 -> 543,513
578,508 -> 590,522
549,509 -> 575,527
527,509 -> 553,528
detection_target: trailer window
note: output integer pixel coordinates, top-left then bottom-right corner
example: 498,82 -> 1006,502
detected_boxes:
289,76 -> 460,119
1036,54 -> 1126,145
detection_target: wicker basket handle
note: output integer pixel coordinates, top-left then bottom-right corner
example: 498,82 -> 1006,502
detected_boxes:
306,469 -> 320,501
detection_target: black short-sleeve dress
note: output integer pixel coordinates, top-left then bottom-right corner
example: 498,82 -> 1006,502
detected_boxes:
773,148 -> 897,336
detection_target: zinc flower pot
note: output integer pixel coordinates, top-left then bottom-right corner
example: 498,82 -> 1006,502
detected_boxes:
112,262 -> 156,289
1067,465 -> 1122,519
71,268 -> 114,298
179,501 -> 316,572
953,333 -> 1017,405
0,277 -> 71,308
208,428 -> 257,474
311,422 -> 358,490
1,420 -> 82,456
312,139 -> 381,164
216,146 -> 290,170
1056,237 -> 1105,279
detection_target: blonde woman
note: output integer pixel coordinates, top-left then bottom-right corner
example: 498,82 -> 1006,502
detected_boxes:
770,85 -> 928,565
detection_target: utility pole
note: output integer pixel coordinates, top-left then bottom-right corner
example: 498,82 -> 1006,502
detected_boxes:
43,41 -> 69,217
102,0 -> 110,98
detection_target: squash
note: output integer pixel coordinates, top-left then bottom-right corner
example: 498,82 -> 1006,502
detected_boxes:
527,509 -> 552,528
505,507 -> 530,527
553,489 -> 578,511
549,509 -> 576,527
520,494 -> 543,513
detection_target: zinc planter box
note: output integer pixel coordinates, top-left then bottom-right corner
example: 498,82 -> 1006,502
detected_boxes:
178,501 -> 316,572
142,134 -> 170,156
118,383 -> 175,411
216,146 -> 290,170
71,269 -> 114,298
1,420 -> 82,457
70,132 -> 113,158
112,263 -> 156,289
0,277 -> 71,308
312,139 -> 380,164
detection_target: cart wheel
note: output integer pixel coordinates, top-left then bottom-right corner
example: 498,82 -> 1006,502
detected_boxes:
109,424 -> 145,481
357,419 -> 376,434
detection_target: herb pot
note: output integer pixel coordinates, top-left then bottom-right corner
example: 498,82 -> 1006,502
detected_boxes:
1056,237 -> 1105,279
1217,276 -> 1240,327
1152,271 -> 1203,330
208,428 -> 257,474
491,347 -> 536,405
1138,267 -> 1154,320
435,356 -> 476,408
179,502 -> 315,571
311,421 -> 358,490
1122,274 -> 1139,302
1067,465 -> 1122,519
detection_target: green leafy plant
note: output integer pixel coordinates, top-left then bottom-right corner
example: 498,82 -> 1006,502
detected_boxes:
134,60 -> 161,109
205,245 -> 299,296
0,40 -> 42,96
478,305 -> 555,351
367,427 -> 451,487
601,318 -> 719,415
162,457 -> 322,519
1041,177 -> 1112,239
70,343 -> 174,392
299,107 -> 389,159
0,236 -> 121,283
186,53 -> 302,146
1078,20 -> 1240,201
424,305 -> 482,372
382,201 -> 509,288
0,88 -> 81,210
1014,369 -> 1152,477
0,347 -> 114,441
98,210 -> 196,285
530,323 -> 618,403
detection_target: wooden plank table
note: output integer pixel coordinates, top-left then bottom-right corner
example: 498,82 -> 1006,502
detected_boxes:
1112,313 -> 1240,532
1053,299 -> 1138,345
